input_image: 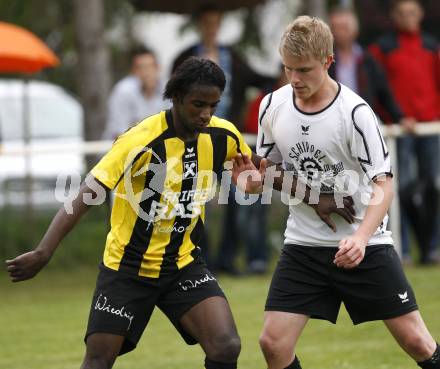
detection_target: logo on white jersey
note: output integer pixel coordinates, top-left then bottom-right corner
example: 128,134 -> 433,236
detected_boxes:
301,125 -> 310,135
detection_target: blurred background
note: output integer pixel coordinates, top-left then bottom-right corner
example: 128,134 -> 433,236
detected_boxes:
1,0 -> 439,267
0,1 -> 439,368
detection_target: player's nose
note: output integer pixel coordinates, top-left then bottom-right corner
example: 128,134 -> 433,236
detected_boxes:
200,107 -> 211,122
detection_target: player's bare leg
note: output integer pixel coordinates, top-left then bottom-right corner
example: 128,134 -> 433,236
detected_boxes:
80,333 -> 124,369
384,310 -> 439,367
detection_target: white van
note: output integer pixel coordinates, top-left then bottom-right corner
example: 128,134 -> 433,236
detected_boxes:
0,79 -> 85,207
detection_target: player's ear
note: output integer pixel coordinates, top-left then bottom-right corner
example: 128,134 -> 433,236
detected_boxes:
172,96 -> 182,105
323,55 -> 334,70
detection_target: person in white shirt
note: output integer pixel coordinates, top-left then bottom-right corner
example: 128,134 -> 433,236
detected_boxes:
232,15 -> 439,369
103,46 -> 170,140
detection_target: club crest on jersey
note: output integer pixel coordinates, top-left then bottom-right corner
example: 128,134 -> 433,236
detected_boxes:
301,125 -> 310,135
183,161 -> 197,179
300,156 -> 322,181
287,141 -> 348,193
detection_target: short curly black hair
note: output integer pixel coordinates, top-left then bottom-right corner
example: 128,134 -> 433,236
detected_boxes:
163,57 -> 226,101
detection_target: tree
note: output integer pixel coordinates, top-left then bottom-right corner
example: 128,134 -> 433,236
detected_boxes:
73,0 -> 111,148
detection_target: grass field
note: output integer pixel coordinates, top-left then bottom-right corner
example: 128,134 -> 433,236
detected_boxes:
1,264 -> 439,369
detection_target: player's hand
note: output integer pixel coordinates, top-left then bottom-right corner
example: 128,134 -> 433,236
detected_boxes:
5,249 -> 51,282
309,194 -> 355,232
334,235 -> 367,269
232,154 -> 267,194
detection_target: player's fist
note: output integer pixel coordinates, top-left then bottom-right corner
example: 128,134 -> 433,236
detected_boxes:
5,249 -> 50,282
334,236 -> 366,269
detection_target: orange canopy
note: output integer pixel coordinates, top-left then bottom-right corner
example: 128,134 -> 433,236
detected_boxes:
0,21 -> 59,73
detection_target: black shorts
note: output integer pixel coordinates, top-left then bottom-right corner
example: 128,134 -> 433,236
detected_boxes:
266,244 -> 418,324
85,259 -> 225,355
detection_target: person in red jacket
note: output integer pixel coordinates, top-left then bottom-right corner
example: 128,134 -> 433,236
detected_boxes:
369,0 -> 440,265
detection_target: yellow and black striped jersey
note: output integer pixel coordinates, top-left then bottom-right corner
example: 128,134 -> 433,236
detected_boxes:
91,110 -> 252,278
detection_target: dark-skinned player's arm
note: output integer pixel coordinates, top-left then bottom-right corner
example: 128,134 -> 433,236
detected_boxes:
231,153 -> 355,232
5,177 -> 109,282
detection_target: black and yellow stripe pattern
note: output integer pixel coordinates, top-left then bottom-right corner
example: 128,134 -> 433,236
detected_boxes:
91,110 -> 251,278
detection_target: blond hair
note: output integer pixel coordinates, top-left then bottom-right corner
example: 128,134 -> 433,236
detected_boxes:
279,16 -> 334,62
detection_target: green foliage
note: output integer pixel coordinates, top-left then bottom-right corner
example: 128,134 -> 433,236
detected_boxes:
0,205 -> 109,267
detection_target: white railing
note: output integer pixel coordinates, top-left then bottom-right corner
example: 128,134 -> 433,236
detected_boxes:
2,123 -> 440,257
0,134 -> 258,156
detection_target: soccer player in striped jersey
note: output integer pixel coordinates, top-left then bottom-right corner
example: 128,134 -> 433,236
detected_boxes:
6,57 -> 248,369
232,15 -> 439,369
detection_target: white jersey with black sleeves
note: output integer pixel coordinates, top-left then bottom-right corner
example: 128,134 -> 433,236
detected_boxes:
257,83 -> 393,247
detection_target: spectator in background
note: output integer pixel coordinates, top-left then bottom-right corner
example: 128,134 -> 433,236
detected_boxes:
172,3 -> 274,274
171,3 -> 274,126
369,0 -> 440,264
328,7 -> 407,125
103,46 -> 170,140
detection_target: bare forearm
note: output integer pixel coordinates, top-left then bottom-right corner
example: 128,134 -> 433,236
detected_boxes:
36,202 -> 89,257
354,176 -> 393,242
251,153 -> 312,202
35,182 -> 100,257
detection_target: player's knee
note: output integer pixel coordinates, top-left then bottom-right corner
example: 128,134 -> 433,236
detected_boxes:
260,329 -> 295,360
205,332 -> 241,362
259,331 -> 280,357
223,335 -> 241,361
